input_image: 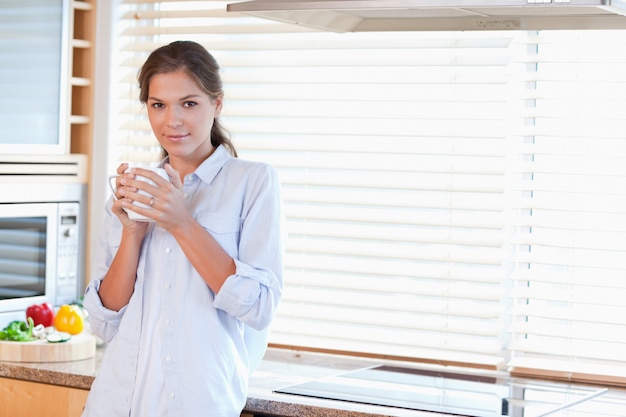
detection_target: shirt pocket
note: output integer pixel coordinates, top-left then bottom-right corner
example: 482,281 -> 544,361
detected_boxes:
195,212 -> 241,257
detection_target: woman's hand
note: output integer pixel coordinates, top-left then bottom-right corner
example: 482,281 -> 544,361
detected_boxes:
110,162 -> 149,233
119,164 -> 191,231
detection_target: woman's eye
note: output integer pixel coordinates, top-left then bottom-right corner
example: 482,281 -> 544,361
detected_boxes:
183,101 -> 197,108
150,102 -> 164,109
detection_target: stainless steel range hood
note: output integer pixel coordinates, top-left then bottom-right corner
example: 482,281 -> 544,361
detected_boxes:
227,0 -> 626,31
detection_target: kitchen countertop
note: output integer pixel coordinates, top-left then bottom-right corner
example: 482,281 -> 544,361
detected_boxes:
0,344 -> 436,417
1,343 -> 626,417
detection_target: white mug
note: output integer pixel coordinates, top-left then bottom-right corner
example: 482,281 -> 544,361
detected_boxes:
108,167 -> 168,222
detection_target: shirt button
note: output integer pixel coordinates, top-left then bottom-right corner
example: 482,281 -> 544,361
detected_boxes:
165,247 -> 172,253
164,319 -> 170,325
169,393 -> 175,399
183,193 -> 189,199
164,283 -> 171,289
165,355 -> 172,362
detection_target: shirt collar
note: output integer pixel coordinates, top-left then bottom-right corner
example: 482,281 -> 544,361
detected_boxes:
160,144 -> 232,185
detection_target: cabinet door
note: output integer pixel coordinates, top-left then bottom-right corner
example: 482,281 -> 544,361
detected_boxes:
0,377 -> 88,417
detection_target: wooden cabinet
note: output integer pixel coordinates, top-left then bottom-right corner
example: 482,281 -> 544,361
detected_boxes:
0,377 -> 88,417
0,378 -> 269,417
69,0 -> 96,158
68,0 -> 96,278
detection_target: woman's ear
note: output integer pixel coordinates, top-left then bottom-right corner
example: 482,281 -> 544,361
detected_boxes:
214,93 -> 223,117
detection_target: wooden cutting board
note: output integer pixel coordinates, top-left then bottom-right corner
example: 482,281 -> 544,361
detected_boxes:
0,332 -> 96,363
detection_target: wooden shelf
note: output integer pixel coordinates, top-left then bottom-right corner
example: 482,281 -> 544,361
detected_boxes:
68,0 -> 96,281
68,0 -> 95,153
70,115 -> 90,125
71,76 -> 91,87
73,0 -> 93,11
72,38 -> 92,49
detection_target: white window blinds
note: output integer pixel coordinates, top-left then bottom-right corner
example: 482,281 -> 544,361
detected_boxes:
507,30 -> 626,385
108,1 -> 626,384
224,31 -> 514,368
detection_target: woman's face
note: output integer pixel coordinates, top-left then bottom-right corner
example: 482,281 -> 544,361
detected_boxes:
146,70 -> 222,164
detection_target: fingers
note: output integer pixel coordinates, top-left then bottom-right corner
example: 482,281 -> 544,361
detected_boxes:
110,163 -> 160,227
116,162 -> 129,175
112,165 -> 182,224
164,163 -> 182,189
122,167 -> 175,208
129,167 -> 168,187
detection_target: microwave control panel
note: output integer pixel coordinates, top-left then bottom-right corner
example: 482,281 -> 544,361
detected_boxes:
56,202 -> 80,305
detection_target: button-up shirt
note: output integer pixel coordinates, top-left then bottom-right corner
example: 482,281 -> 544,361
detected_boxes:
82,146 -> 284,417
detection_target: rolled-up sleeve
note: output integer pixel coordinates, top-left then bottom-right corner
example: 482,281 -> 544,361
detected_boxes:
83,279 -> 128,343
213,163 -> 284,330
83,197 -> 127,343
214,259 -> 281,330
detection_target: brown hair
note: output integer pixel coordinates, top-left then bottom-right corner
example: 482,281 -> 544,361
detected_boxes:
137,40 -> 237,158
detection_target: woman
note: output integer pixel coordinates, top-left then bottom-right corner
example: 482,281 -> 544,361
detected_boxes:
82,41 -> 284,417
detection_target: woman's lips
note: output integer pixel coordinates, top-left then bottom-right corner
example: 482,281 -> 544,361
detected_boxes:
166,134 -> 188,142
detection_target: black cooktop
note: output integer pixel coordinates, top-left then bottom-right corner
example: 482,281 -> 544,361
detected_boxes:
274,365 -> 608,416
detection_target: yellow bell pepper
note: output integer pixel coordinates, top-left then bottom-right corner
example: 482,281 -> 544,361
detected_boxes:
54,304 -> 84,335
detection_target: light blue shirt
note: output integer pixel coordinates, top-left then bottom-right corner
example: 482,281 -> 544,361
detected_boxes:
82,145 -> 284,417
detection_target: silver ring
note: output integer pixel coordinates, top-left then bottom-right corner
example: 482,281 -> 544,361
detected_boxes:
149,198 -> 154,207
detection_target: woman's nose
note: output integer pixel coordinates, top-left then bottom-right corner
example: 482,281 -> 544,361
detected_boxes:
166,108 -> 183,128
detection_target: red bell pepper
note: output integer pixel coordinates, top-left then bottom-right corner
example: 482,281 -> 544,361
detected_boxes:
26,302 -> 55,327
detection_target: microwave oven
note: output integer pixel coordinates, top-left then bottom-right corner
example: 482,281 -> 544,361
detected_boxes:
0,154 -> 87,326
